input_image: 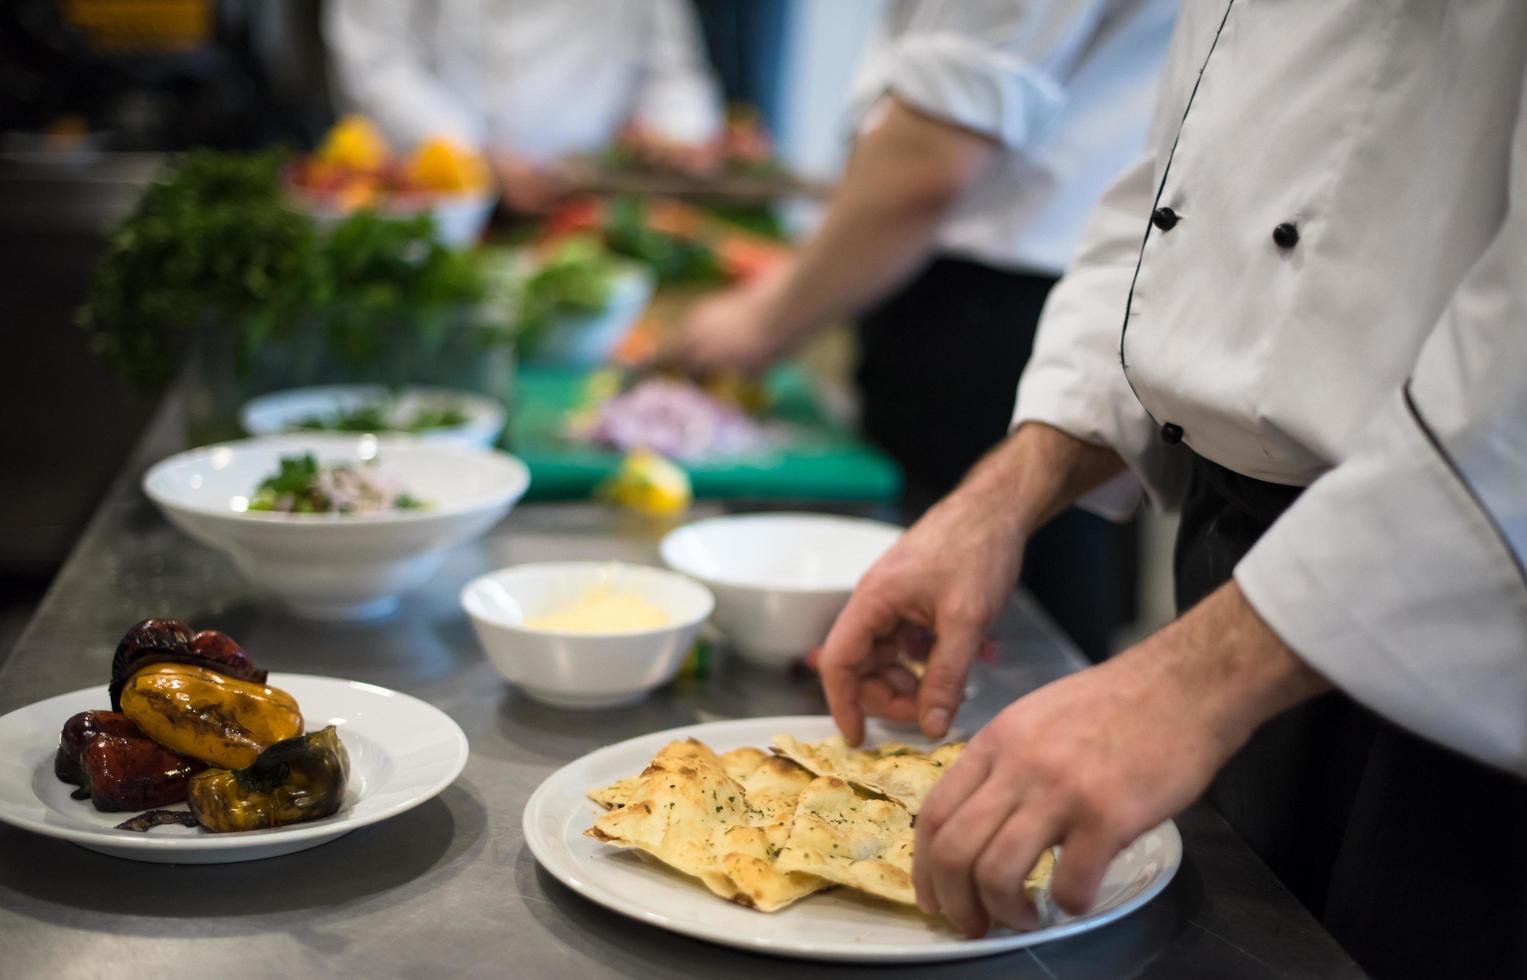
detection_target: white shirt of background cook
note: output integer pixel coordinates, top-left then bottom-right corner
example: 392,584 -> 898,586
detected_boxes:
847,0 -> 1178,278
1014,0 -> 1527,777
324,0 -> 722,159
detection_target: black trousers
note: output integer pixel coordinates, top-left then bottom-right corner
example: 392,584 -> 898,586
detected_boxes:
857,256 -> 1134,661
1176,450 -> 1527,980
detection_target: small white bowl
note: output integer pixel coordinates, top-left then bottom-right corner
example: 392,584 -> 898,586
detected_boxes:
241,385 -> 506,449
461,562 -> 714,709
660,513 -> 902,669
144,435 -> 530,620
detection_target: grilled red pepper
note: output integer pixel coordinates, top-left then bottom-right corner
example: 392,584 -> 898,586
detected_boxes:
78,735 -> 205,811
55,709 -> 204,810
55,710 -> 142,794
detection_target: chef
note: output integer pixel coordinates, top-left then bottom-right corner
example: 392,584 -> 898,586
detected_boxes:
681,0 -> 1178,658
324,0 -> 722,212
817,4 -> 1527,978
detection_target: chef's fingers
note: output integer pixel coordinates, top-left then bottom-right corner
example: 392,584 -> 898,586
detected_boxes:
973,808 -> 1061,932
856,675 -> 917,723
917,617 -> 983,739
914,747 -> 992,914
1050,825 -> 1125,916
923,776 -> 1022,938
819,593 -> 898,745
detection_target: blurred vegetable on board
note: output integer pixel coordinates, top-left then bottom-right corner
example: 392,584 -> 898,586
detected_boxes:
78,149 -> 504,387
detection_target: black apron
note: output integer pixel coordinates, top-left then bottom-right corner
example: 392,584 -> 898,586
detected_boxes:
856,256 -> 1134,661
1176,449 -> 1527,980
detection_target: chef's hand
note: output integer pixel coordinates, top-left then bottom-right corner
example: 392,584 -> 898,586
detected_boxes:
818,481 -> 1026,744
489,151 -> 567,214
915,581 -> 1332,936
679,264 -> 792,374
818,424 -> 1127,743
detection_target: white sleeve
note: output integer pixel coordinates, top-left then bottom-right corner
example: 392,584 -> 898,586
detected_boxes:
322,0 -> 483,150
1010,150 -> 1188,520
1234,62 -> 1527,777
856,0 -> 1118,148
631,0 -> 724,144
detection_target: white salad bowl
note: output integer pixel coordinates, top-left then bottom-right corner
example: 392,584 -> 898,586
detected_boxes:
660,513 -> 903,669
518,260 -> 655,369
144,435 -> 530,621
240,384 -> 506,449
461,562 -> 714,709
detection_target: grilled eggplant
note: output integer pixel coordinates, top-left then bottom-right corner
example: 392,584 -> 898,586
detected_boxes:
188,725 -> 349,833
119,664 -> 303,769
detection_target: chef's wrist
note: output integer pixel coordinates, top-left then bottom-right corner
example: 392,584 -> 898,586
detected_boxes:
1147,581 -> 1333,751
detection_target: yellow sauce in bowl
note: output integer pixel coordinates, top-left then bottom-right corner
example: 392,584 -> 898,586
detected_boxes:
523,589 -> 672,633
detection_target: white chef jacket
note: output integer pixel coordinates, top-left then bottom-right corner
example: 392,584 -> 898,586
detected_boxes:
1014,1 -> 1527,775
846,0 -> 1177,277
324,0 -> 722,160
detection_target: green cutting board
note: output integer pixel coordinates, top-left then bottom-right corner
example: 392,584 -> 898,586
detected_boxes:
508,366 -> 902,502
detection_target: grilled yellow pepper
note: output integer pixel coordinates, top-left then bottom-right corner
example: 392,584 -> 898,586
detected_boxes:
118,664 -> 303,769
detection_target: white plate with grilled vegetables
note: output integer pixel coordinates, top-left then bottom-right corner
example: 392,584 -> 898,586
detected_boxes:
523,715 -> 1181,963
0,673 -> 469,864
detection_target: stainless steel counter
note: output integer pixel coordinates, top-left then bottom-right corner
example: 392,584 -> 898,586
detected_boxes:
0,397 -> 1366,979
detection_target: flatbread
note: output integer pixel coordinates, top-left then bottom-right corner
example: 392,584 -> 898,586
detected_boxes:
771,735 -> 965,815
774,775 -> 918,905
587,738 -> 716,809
585,740 -> 824,912
776,776 -> 1057,911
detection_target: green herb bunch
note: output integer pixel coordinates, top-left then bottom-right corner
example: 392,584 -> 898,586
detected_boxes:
79,149 -> 498,386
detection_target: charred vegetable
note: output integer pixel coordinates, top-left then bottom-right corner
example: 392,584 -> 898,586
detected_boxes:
188,726 -> 349,833
119,664 -> 303,769
77,735 -> 205,811
109,619 -> 267,711
55,710 -> 142,789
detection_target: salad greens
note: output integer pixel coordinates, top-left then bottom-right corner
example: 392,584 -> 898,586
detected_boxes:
294,403 -> 471,434
248,453 -> 426,515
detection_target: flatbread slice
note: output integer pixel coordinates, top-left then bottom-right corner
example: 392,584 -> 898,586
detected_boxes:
775,775 -> 918,905
587,738 -> 717,810
586,740 -> 824,912
771,734 -> 965,814
776,776 -> 1058,912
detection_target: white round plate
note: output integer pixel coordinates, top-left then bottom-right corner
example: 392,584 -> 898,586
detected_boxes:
0,674 -> 468,864
524,715 -> 1181,963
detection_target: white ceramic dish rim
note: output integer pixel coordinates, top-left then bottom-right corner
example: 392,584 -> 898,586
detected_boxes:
461,561 -> 715,640
660,513 -> 904,594
0,673 -> 469,853
239,384 -> 506,441
522,714 -> 1182,963
143,436 -> 530,528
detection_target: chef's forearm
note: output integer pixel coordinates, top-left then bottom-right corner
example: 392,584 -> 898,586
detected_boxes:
956,422 -> 1129,546
757,98 -> 998,348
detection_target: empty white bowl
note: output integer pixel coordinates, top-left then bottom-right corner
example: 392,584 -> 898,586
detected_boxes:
144,435 -> 530,620
659,513 -> 902,668
461,562 -> 714,709
240,385 -> 506,449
